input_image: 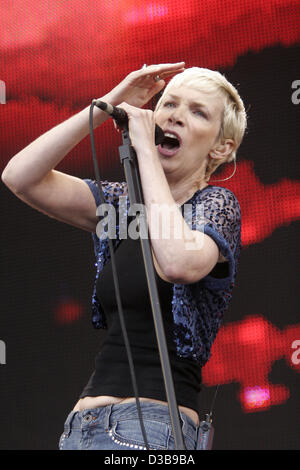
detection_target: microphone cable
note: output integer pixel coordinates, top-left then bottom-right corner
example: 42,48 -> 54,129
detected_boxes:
88,101 -> 150,450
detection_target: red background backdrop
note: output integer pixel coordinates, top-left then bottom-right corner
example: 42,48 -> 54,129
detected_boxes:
0,0 -> 299,449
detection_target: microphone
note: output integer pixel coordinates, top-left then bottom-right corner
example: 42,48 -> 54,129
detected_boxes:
93,99 -> 165,146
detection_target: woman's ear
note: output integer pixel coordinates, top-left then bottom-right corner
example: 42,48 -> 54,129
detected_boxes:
209,139 -> 235,161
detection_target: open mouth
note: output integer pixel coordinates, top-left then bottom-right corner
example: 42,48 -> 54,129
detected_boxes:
158,131 -> 181,156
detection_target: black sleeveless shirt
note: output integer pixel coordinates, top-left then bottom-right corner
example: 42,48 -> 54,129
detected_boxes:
80,237 -> 202,412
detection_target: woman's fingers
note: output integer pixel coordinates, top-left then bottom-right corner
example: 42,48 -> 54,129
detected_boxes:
108,62 -> 185,109
118,102 -> 154,127
141,62 -> 185,79
112,102 -> 151,132
116,102 -> 155,151
142,62 -> 185,74
130,62 -> 185,84
118,101 -> 148,116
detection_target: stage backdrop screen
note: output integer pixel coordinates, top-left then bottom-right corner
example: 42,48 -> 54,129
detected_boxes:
0,0 -> 299,450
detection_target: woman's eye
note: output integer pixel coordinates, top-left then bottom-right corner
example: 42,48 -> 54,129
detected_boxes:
193,109 -> 206,117
164,102 -> 176,108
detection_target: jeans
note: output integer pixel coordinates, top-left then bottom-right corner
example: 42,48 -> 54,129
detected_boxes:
58,401 -> 200,450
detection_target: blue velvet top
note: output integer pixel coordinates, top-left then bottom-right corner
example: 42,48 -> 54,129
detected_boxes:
83,178 -> 241,367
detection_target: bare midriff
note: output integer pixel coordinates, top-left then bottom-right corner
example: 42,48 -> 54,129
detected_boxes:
73,396 -> 199,426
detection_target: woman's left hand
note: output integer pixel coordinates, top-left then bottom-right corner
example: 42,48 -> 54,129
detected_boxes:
116,102 -> 157,156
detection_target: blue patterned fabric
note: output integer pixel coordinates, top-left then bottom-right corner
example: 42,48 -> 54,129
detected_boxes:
83,178 -> 241,367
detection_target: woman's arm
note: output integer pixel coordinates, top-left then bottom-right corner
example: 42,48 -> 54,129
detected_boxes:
1,97 -> 114,233
1,63 -> 185,233
118,102 -> 219,284
137,148 -> 219,284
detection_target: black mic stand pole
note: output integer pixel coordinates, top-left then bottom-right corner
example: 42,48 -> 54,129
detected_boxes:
118,127 -> 186,450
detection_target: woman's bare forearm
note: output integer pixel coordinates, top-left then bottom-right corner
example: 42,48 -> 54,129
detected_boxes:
2,63 -> 185,192
1,94 -> 112,192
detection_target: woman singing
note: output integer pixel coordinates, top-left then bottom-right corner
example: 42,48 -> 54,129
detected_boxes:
2,62 -> 247,450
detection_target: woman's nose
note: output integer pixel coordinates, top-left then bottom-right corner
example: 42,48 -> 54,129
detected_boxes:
168,109 -> 184,126
168,113 -> 183,126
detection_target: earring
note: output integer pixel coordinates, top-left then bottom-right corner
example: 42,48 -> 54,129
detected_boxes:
210,158 -> 237,183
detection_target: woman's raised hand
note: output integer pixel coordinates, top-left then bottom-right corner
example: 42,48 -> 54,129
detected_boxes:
106,62 -> 185,108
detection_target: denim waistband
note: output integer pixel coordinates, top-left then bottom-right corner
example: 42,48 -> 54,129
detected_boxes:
63,401 -> 198,442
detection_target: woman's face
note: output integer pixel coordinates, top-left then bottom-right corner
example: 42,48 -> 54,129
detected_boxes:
154,84 -> 224,184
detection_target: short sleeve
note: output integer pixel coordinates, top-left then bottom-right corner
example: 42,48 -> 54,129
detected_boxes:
193,186 -> 241,290
82,178 -> 128,257
83,179 -> 127,209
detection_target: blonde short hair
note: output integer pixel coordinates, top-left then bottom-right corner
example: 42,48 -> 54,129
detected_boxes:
155,67 -> 247,181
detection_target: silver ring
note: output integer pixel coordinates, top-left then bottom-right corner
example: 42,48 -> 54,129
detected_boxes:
154,75 -> 161,82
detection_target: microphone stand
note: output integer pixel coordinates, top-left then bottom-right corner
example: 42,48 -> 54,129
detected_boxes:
118,127 -> 186,450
